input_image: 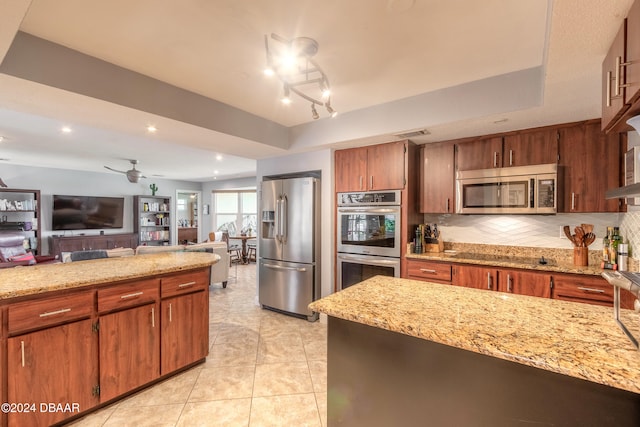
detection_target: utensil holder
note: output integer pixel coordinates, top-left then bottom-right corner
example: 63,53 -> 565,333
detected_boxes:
573,247 -> 589,266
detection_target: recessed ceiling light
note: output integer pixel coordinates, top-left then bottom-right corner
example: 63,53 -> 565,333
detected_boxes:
146,125 -> 157,133
0,136 -> 4,143
213,170 -> 219,175
61,126 -> 72,133
216,154 -> 223,161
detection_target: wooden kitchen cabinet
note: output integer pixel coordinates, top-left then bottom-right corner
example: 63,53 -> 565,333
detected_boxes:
502,128 -> 558,167
456,136 -> 503,171
7,303 -> 98,427
558,121 -> 623,213
335,141 -> 406,192
552,274 -> 614,307
98,279 -> 160,402
497,268 -> 552,298
602,0 -> 640,131
452,264 -> 498,290
160,270 -> 209,374
406,259 -> 452,284
419,142 -> 455,213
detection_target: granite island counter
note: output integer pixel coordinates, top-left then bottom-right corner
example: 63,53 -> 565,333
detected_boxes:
0,252 -> 219,426
310,276 -> 640,426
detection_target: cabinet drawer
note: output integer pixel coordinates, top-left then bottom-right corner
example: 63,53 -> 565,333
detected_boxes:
406,260 -> 452,283
161,269 -> 209,298
552,275 -> 613,306
98,279 -> 159,314
8,291 -> 94,335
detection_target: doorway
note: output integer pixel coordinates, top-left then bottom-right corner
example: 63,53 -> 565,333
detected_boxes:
176,190 -> 202,244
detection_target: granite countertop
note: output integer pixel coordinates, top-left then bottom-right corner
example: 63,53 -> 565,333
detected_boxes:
309,276 -> 640,394
0,252 -> 220,300
406,251 -> 604,275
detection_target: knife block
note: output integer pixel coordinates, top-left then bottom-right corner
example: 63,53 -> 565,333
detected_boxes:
424,238 -> 444,253
573,247 -> 589,266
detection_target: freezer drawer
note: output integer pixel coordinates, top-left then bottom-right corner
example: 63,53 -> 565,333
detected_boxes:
259,259 -> 317,320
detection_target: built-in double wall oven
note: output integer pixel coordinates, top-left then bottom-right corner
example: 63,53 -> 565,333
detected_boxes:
337,190 -> 401,290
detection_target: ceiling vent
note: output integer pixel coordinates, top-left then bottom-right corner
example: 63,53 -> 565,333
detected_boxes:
393,128 -> 430,139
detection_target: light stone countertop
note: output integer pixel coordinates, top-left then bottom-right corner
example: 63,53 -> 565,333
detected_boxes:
0,252 -> 219,300
309,276 -> 640,394
406,251 -> 604,275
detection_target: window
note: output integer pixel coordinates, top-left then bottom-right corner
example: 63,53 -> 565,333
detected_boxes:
213,191 -> 257,236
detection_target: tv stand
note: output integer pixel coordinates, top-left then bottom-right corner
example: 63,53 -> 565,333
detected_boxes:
49,233 -> 138,259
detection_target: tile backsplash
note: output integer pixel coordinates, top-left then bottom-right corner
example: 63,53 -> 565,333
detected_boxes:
422,212 -> 625,252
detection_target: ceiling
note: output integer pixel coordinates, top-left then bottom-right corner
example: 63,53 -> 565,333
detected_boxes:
0,0 -> 634,182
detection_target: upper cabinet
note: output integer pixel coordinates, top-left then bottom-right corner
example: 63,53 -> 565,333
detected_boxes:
335,141 -> 406,192
602,0 -> 640,132
456,128 -> 558,171
456,136 -> 503,171
419,142 -> 455,213
558,120 -> 623,213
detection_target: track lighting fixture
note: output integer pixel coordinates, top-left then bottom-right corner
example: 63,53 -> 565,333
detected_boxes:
264,33 -> 337,119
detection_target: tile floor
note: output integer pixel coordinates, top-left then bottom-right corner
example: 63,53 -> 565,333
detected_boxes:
67,263 -> 328,426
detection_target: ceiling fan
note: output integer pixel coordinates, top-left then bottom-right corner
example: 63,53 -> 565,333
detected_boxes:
104,159 -> 146,183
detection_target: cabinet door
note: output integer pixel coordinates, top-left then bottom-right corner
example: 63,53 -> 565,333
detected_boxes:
498,269 -> 551,298
558,122 -> 622,213
453,265 -> 497,290
419,143 -> 454,213
7,319 -> 99,427
602,22 -> 626,130
456,136 -> 503,170
627,0 -> 640,106
335,148 -> 368,192
99,303 -> 159,402
503,129 -> 558,167
367,141 -> 406,190
161,289 -> 209,374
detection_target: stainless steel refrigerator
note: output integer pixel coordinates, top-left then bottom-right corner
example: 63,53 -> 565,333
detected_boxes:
259,177 -> 320,321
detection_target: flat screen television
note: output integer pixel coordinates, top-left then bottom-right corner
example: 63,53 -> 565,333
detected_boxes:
52,195 -> 124,230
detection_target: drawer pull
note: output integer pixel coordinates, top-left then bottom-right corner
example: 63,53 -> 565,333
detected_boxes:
419,268 -> 437,274
39,308 -> 71,318
169,303 -> 172,322
21,341 -> 25,368
577,287 -> 605,294
178,281 -> 196,288
120,292 -> 144,299
151,307 -> 155,328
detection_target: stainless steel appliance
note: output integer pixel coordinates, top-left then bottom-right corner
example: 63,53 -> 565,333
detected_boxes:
337,190 -> 401,290
456,163 -> 557,214
259,177 -> 320,321
601,270 -> 640,349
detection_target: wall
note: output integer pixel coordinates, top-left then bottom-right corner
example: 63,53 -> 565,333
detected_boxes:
256,149 -> 334,302
0,163 -> 201,254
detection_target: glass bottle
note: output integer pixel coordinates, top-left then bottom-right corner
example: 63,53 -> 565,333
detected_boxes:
609,227 -> 622,266
602,227 -> 611,263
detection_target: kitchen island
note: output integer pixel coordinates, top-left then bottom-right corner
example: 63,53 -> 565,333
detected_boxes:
0,251 -> 219,426
309,276 -> 640,426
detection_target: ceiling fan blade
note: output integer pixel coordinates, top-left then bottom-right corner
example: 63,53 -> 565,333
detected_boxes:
104,166 -> 126,174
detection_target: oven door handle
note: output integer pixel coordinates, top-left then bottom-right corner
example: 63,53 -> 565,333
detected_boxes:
338,207 -> 398,214
338,254 -> 400,266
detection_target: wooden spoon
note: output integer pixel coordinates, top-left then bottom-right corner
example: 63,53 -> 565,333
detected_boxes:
581,224 -> 594,234
563,225 -> 576,246
574,226 -> 585,247
583,232 -> 596,247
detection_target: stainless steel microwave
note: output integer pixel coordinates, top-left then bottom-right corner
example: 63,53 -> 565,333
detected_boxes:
456,164 -> 557,214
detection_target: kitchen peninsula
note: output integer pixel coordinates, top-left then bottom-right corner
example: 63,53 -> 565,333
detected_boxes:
310,276 -> 640,426
0,251 -> 219,426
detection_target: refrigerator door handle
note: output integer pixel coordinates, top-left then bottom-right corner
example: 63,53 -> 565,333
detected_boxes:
281,195 -> 288,244
263,263 -> 307,272
274,197 -> 281,243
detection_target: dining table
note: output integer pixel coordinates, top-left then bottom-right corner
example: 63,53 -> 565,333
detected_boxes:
228,235 -> 256,264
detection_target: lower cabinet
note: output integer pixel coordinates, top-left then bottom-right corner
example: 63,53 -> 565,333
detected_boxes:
160,270 -> 209,374
1,267 -> 210,426
497,268 -> 552,298
453,265 -> 498,290
405,259 -> 452,284
7,319 -> 99,427
551,274 -> 614,307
